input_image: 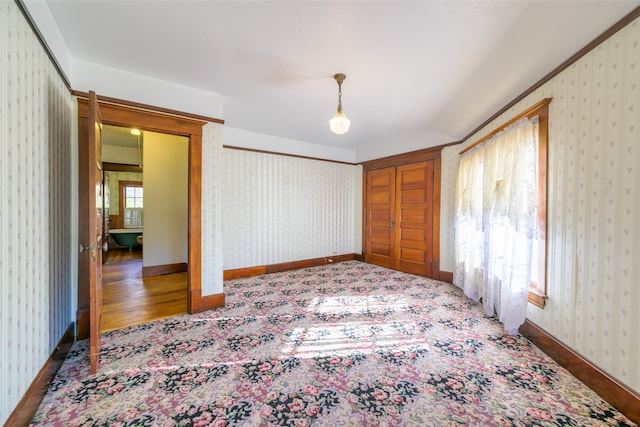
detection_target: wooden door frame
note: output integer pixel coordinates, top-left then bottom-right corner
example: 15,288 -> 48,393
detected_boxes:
77,96 -> 208,338
360,145 -> 444,280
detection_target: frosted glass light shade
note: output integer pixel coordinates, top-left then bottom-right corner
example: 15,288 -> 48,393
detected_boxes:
329,113 -> 351,134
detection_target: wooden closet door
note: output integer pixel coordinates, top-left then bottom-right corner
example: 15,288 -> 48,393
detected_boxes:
395,161 -> 434,276
365,167 -> 396,269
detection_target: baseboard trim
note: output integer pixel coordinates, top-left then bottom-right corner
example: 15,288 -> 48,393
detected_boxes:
189,288 -> 202,314
142,262 -> 188,278
224,265 -> 267,281
5,322 -> 75,427
75,308 -> 89,340
519,319 -> 640,424
267,253 -> 355,274
202,293 -> 226,311
439,270 -> 453,283
223,253 -> 357,281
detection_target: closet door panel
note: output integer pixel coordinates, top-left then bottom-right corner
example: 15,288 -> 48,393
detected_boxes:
396,161 -> 434,276
365,167 -> 396,269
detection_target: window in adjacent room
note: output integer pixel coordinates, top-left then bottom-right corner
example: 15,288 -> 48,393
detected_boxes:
119,181 -> 143,228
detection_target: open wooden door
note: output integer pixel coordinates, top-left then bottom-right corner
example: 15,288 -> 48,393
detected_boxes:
78,91 -> 104,374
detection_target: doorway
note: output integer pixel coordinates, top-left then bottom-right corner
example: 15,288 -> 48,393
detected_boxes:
101,125 -> 189,330
76,96 -> 208,339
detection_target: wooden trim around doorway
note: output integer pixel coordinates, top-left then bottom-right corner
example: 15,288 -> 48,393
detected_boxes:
73,90 -> 224,125
202,293 -> 226,311
76,97 -> 208,339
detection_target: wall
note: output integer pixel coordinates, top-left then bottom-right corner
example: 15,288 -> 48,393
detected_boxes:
105,171 -> 143,215
200,127 -> 362,296
142,132 -> 189,267
441,16 -> 640,394
72,60 -> 225,121
439,145 -> 459,272
221,149 -> 362,270
102,145 -> 140,165
0,2 -> 75,424
201,123 -> 224,295
224,127 -> 357,164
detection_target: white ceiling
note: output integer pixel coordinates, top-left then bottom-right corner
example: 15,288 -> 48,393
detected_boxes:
45,0 -> 639,160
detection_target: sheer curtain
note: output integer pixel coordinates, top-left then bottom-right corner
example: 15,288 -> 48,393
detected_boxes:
453,117 -> 539,333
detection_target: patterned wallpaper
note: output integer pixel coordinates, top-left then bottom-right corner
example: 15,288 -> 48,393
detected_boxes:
441,17 -> 640,393
0,2 -> 74,423
201,123 -> 225,295
439,145 -> 460,272
221,150 -> 363,271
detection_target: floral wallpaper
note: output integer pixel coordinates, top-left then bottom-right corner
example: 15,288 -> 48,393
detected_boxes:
0,2 -> 74,423
221,150 -> 362,271
441,16 -> 640,394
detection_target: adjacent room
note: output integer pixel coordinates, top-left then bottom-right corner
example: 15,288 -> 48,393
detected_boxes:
101,125 -> 190,331
1,1 -> 639,425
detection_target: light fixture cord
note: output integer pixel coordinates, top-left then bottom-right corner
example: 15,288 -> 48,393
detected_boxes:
336,80 -> 344,114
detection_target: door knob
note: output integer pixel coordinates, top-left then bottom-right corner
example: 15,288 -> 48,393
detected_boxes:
390,220 -> 395,228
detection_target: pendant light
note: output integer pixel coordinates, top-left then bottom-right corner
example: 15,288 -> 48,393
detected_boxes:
329,73 -> 351,134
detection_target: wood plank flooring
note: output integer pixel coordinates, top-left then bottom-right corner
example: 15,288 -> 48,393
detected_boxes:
102,249 -> 187,332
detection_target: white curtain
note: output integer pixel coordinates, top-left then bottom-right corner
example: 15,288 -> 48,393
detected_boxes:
453,117 -> 539,333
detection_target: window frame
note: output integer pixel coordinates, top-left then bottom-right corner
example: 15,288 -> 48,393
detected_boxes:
459,98 -> 550,308
118,180 -> 143,229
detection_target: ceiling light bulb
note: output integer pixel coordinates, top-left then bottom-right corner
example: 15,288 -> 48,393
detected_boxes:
330,113 -> 351,134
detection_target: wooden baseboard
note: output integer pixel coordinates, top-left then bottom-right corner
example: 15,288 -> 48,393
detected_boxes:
267,253 -> 355,274
189,288 -> 202,314
439,270 -> 453,283
519,319 -> 640,424
224,265 -> 267,281
142,262 -> 188,278
75,308 -> 89,340
201,293 -> 226,311
223,253 -> 357,281
5,323 -> 75,427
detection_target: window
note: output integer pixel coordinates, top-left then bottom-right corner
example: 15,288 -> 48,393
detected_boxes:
119,181 -> 143,229
528,102 -> 549,308
453,98 -> 550,332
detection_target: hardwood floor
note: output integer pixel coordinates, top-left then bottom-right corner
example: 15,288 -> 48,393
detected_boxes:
102,249 -> 187,332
